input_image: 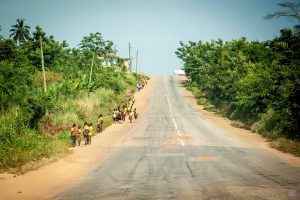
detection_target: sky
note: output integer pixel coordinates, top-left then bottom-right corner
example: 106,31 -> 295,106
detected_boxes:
0,0 -> 298,75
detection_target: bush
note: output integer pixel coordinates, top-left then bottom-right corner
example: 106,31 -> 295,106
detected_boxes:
0,107 -> 69,169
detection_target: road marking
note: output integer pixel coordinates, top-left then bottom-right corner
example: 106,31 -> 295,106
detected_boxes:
165,78 -> 185,146
176,134 -> 192,140
147,153 -> 185,157
189,156 -> 219,161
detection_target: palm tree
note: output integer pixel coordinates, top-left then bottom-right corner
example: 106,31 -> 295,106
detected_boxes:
264,2 -> 300,21
10,18 -> 31,45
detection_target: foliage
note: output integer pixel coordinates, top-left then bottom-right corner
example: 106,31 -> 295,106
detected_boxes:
9,18 -> 31,45
0,106 -> 69,169
176,28 -> 300,140
264,2 -> 300,22
79,32 -> 115,55
0,20 -> 144,170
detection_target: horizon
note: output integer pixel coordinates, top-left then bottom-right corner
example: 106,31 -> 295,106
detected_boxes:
0,0 -> 298,75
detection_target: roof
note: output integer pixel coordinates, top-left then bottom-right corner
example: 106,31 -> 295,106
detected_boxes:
174,69 -> 185,75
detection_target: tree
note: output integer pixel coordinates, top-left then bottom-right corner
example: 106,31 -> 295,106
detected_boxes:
79,32 -> 115,55
9,18 -> 31,45
32,26 -> 47,42
264,2 -> 300,22
0,39 -> 17,60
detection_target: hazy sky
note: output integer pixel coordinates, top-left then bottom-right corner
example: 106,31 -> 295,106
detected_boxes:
0,0 -> 298,75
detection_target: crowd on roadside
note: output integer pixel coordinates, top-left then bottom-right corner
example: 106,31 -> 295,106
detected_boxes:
137,79 -> 148,91
69,79 -> 148,147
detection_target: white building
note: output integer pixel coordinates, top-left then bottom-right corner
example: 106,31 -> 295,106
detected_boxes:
98,53 -> 131,71
174,69 -> 185,75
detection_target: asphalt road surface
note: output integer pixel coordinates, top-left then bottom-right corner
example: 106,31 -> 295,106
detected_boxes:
51,76 -> 300,200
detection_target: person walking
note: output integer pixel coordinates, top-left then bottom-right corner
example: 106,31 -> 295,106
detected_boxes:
77,125 -> 82,146
134,108 -> 138,120
88,122 -> 93,144
113,109 -> 117,122
122,106 -> 127,122
129,110 -> 134,123
97,114 -> 104,133
83,122 -> 89,145
70,124 -> 78,146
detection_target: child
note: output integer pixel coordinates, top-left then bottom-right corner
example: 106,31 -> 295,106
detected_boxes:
71,124 -> 78,146
129,110 -> 134,123
134,108 -> 138,120
97,114 -> 103,133
83,122 -> 89,145
116,109 -> 121,122
77,125 -> 82,146
122,106 -> 127,122
112,109 -> 117,122
88,122 -> 93,144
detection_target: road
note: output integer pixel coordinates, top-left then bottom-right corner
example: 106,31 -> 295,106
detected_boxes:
50,76 -> 300,200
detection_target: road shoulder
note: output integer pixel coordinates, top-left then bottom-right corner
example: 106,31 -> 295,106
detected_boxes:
0,77 -> 155,200
177,75 -> 300,167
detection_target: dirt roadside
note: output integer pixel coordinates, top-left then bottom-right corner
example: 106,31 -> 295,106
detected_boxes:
0,77 -> 155,200
177,75 -> 300,167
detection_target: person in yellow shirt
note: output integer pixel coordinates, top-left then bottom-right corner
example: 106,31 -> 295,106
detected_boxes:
97,114 -> 104,133
129,110 -> 134,123
88,122 -> 93,144
83,122 -> 89,145
77,125 -> 82,146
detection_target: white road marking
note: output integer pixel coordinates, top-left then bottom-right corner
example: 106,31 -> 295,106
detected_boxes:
165,78 -> 185,146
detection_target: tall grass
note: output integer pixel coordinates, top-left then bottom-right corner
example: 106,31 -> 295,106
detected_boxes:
0,107 -> 69,170
49,87 -> 127,131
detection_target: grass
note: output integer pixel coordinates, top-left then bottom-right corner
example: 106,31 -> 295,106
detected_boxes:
0,129 -> 69,172
231,120 -> 251,130
184,80 -> 300,157
271,138 -> 300,157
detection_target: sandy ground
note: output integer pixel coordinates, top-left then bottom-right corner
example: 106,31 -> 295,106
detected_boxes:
177,75 -> 300,167
0,77 -> 155,200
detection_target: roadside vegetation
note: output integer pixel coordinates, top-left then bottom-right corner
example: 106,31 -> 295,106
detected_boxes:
0,19 -> 146,171
176,2 -> 300,156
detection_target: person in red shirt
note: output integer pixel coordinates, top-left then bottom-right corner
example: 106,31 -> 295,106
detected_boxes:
71,123 -> 78,146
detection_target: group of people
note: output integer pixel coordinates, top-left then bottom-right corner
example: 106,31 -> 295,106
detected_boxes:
70,121 -> 94,146
70,97 -> 138,147
70,78 -> 149,146
112,97 -> 138,123
137,79 -> 148,91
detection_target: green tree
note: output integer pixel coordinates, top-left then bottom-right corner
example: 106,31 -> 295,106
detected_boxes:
32,25 -> 47,42
9,18 -> 31,45
79,32 -> 115,55
0,39 -> 17,60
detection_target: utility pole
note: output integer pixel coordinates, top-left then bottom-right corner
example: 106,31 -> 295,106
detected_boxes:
129,42 -> 132,72
89,53 -> 94,86
135,50 -> 138,73
40,36 -> 47,93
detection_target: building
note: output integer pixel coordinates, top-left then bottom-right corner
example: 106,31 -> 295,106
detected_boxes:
98,52 -> 131,71
174,69 -> 185,75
